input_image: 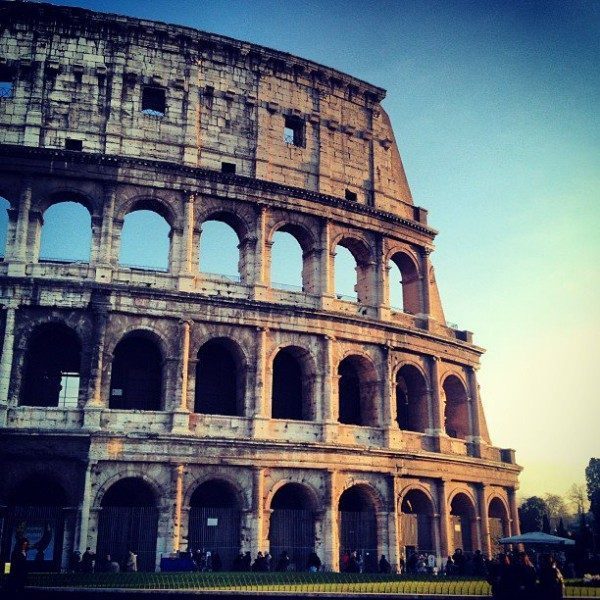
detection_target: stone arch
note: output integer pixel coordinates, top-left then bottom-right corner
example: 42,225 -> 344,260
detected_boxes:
268,481 -> 319,570
449,490 -> 477,552
184,473 -> 247,510
337,353 -> 379,426
197,204 -> 255,284
442,373 -> 469,439
399,486 -> 435,555
92,469 -> 166,510
108,329 -> 166,411
395,363 -> 429,433
0,474 -> 70,571
265,479 -> 321,513
96,476 -> 160,572
117,194 -> 178,229
270,344 -> 316,421
488,495 -> 510,553
388,249 -> 421,314
19,321 -> 82,408
187,478 -> 243,569
338,483 -> 380,568
333,233 -> 375,305
37,191 -> 94,263
194,337 -> 246,416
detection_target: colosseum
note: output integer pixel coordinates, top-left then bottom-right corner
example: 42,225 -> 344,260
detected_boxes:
0,1 -> 520,573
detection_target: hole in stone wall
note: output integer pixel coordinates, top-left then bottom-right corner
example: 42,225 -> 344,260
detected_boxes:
65,138 -> 83,151
345,189 -> 357,202
284,115 -> 305,147
271,230 -> 303,291
141,86 -> 166,116
0,65 -> 16,99
221,162 -> 236,174
119,210 -> 170,271
199,220 -> 240,281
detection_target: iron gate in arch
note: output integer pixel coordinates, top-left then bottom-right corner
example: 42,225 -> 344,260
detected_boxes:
96,506 -> 159,572
187,507 -> 240,570
0,505 -> 70,572
401,513 -> 434,554
339,510 -> 377,566
269,508 -> 314,571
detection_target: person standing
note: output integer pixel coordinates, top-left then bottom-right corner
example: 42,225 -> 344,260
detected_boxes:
538,554 -> 564,599
5,538 -> 29,595
126,549 -> 138,572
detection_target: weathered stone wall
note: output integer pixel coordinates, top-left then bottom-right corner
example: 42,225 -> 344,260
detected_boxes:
0,1 -> 519,574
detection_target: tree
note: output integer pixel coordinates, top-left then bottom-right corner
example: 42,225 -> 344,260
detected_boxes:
519,496 -> 549,533
556,517 -> 568,538
542,513 -> 551,533
586,458 -> 600,534
567,483 -> 589,515
543,493 -> 569,530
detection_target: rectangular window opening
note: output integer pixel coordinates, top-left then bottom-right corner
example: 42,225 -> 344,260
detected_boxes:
284,115 -> 305,147
345,189 -> 358,202
65,138 -> 83,151
0,65 -> 16,99
221,162 -> 236,174
59,373 -> 80,409
141,85 -> 166,116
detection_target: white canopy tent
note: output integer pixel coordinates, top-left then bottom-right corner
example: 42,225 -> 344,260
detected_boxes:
498,531 -> 575,546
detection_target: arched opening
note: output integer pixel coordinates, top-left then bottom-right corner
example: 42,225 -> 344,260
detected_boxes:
0,196 -> 9,258
488,498 -> 509,555
396,365 -> 428,432
199,218 -> 241,282
39,201 -> 92,263
188,480 -> 241,570
271,346 -> 312,421
119,209 -> 170,271
338,355 -> 377,426
338,485 -> 378,570
389,252 -> 420,314
269,483 -> 315,571
194,339 -> 243,416
96,478 -> 158,572
400,489 -> 434,559
0,476 -> 68,572
20,323 -> 81,408
443,375 -> 469,439
450,493 -> 475,552
109,334 -> 163,411
271,229 -> 303,291
334,244 -> 358,301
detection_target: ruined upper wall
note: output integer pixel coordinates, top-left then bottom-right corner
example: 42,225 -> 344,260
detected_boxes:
0,1 -> 418,219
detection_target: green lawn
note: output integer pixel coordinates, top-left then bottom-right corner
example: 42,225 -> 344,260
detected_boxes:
3,572 -> 597,597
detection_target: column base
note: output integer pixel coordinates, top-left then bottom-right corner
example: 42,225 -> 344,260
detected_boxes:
251,416 -> 270,438
177,274 -> 195,292
252,284 -> 269,301
83,405 -> 103,430
321,420 -> 339,443
94,265 -> 113,283
7,262 -> 27,276
384,426 -> 402,449
171,410 -> 190,434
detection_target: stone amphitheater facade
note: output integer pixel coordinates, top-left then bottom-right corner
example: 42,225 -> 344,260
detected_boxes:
0,1 -> 520,573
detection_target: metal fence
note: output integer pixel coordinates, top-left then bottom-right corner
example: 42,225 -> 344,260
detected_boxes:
187,507 -> 240,570
339,511 -> 377,569
96,506 -> 159,572
269,508 -> 314,570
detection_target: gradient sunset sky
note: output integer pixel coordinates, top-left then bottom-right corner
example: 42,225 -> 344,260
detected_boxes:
21,0 -> 600,500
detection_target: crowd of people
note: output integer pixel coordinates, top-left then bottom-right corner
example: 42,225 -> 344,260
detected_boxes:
229,550 -> 322,572
68,547 -> 138,573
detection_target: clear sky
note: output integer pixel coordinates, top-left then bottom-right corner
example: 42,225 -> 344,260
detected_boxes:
17,0 -> 600,499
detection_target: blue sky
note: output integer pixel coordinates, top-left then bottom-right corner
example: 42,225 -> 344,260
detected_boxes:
14,0 -> 600,499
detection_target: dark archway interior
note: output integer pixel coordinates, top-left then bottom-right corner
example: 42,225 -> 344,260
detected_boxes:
339,486 -> 377,561
21,323 -> 81,407
195,340 -> 240,415
190,480 -> 238,509
109,335 -> 162,411
450,494 -> 474,552
9,476 -> 68,506
443,375 -> 469,439
338,359 -> 361,425
101,478 -> 156,507
339,486 -> 375,512
390,252 -> 420,314
97,478 -> 158,571
189,479 -> 241,569
272,349 -> 304,420
271,483 -> 312,510
396,365 -> 427,432
401,490 -> 434,554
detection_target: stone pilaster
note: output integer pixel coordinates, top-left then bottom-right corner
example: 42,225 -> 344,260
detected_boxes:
7,179 -> 32,275
427,356 -> 444,438
0,304 -> 16,425
507,487 -> 520,536
436,479 -> 451,558
172,319 -> 191,433
477,484 -> 491,557
178,191 -> 195,291
171,464 -> 185,553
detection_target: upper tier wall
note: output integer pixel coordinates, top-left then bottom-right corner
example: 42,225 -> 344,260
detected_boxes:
0,1 -> 418,220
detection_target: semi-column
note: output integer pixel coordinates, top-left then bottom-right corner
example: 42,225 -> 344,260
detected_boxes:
252,327 -> 269,437
436,479 -> 451,558
0,303 -> 17,425
467,366 -> 483,443
172,319 -> 191,433
507,487 -> 521,536
76,461 -> 95,553
178,191 -> 195,290
477,484 -> 491,557
7,179 -> 32,275
321,335 -> 337,442
170,464 -> 185,553
419,248 -> 431,317
427,356 -> 444,437
321,469 -> 339,571
252,205 -> 268,300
